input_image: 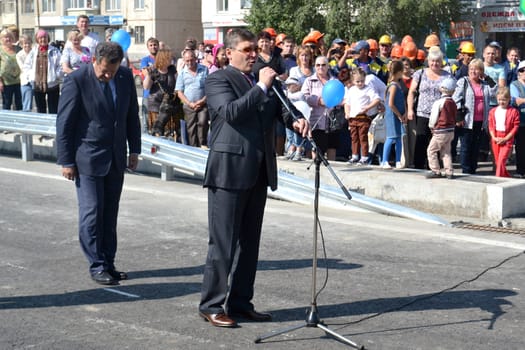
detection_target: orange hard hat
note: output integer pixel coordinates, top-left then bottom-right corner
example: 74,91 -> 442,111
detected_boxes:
275,33 -> 287,46
401,35 -> 414,47
302,30 -> 325,45
403,42 -> 418,60
424,33 -> 440,48
263,27 -> 277,37
367,38 -> 378,51
391,45 -> 404,59
416,49 -> 426,61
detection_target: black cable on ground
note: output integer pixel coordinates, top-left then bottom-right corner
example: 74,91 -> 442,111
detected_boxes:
333,249 -> 525,329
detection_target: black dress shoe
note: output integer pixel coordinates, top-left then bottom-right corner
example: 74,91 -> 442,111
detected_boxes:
108,269 -> 128,280
199,312 -> 238,328
91,271 -> 118,285
230,309 -> 272,322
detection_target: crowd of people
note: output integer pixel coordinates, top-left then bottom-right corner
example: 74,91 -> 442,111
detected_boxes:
2,20 -> 525,178
139,27 -> 525,179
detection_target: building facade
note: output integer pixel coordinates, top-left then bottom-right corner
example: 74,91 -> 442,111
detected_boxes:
201,0 -> 251,44
0,0 -> 202,60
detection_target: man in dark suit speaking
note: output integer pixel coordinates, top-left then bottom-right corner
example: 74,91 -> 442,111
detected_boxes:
56,42 -> 141,285
198,29 -> 310,328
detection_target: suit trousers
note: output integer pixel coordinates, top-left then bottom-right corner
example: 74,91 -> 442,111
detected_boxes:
75,161 -> 125,275
199,168 -> 268,315
183,104 -> 209,147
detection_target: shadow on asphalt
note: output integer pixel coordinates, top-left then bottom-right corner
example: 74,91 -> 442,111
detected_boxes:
267,289 -> 515,331
127,258 -> 361,279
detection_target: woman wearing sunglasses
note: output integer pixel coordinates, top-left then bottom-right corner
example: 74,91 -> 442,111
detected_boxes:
301,55 -> 340,160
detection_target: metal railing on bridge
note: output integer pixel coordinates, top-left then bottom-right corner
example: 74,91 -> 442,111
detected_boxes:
0,109 -> 448,225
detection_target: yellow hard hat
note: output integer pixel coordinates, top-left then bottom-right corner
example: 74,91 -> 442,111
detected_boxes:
459,41 -> 476,54
378,34 -> 392,45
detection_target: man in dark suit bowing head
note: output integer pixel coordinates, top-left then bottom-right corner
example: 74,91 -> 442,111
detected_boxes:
199,29 -> 310,328
56,42 -> 141,285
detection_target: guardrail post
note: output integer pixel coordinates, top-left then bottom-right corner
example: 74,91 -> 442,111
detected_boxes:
161,164 -> 174,181
20,134 -> 34,161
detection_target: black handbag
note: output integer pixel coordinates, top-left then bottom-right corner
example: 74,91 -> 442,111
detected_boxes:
326,106 -> 347,133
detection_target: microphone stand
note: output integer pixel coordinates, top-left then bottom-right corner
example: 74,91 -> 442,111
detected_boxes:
254,84 -> 363,349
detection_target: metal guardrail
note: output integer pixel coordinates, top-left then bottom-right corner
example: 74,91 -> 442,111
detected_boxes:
0,111 -> 57,161
0,109 -> 448,225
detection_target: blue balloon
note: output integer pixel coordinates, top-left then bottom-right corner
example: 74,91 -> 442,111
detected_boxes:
111,29 -> 131,52
322,79 -> 345,108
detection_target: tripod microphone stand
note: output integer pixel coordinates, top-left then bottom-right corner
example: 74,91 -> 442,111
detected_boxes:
254,85 -> 364,349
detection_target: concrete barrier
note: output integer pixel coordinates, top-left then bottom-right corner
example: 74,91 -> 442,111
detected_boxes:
1,131 -> 525,222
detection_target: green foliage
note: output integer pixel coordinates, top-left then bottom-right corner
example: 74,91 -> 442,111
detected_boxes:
244,0 -> 325,44
244,0 -> 464,45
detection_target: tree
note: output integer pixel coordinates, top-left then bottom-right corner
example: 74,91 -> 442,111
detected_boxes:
244,0 -> 325,44
245,0 -> 465,46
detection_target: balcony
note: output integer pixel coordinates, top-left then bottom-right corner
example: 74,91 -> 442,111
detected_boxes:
66,0 -> 100,16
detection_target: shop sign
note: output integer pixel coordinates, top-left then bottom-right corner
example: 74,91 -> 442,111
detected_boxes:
479,7 -> 525,21
480,20 -> 525,32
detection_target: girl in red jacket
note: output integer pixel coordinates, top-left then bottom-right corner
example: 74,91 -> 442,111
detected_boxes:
488,87 -> 520,177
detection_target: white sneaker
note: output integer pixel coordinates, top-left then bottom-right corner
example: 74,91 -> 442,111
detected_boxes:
357,158 -> 368,166
348,157 -> 359,165
382,162 -> 392,169
395,162 -> 404,169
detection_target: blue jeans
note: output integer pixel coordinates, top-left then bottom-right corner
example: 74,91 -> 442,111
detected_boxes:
382,137 -> 402,163
2,83 -> 22,110
20,83 -> 33,112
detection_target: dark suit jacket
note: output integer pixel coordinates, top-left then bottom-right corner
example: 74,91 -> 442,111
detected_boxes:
56,64 -> 141,176
203,65 -> 297,191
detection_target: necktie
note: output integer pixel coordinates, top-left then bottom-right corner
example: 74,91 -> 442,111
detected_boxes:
243,73 -> 255,87
104,82 -> 114,110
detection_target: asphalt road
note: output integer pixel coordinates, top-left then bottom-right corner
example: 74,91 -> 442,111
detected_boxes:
1,155 -> 525,350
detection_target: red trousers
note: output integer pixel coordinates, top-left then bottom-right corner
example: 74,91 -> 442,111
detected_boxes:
491,130 -> 513,177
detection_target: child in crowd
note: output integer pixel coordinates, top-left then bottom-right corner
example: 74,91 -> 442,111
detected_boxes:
344,68 -> 381,165
284,76 -> 307,161
488,87 -> 520,177
381,60 -> 407,169
426,77 -> 458,179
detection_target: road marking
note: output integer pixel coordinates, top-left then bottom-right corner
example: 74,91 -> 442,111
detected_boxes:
0,166 -> 65,181
103,288 -> 141,298
3,165 -> 525,252
1,262 -> 27,270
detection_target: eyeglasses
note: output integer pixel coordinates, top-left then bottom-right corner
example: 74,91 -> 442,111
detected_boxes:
234,46 -> 257,54
204,50 -> 212,54
519,68 -> 525,73
315,63 -> 327,67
